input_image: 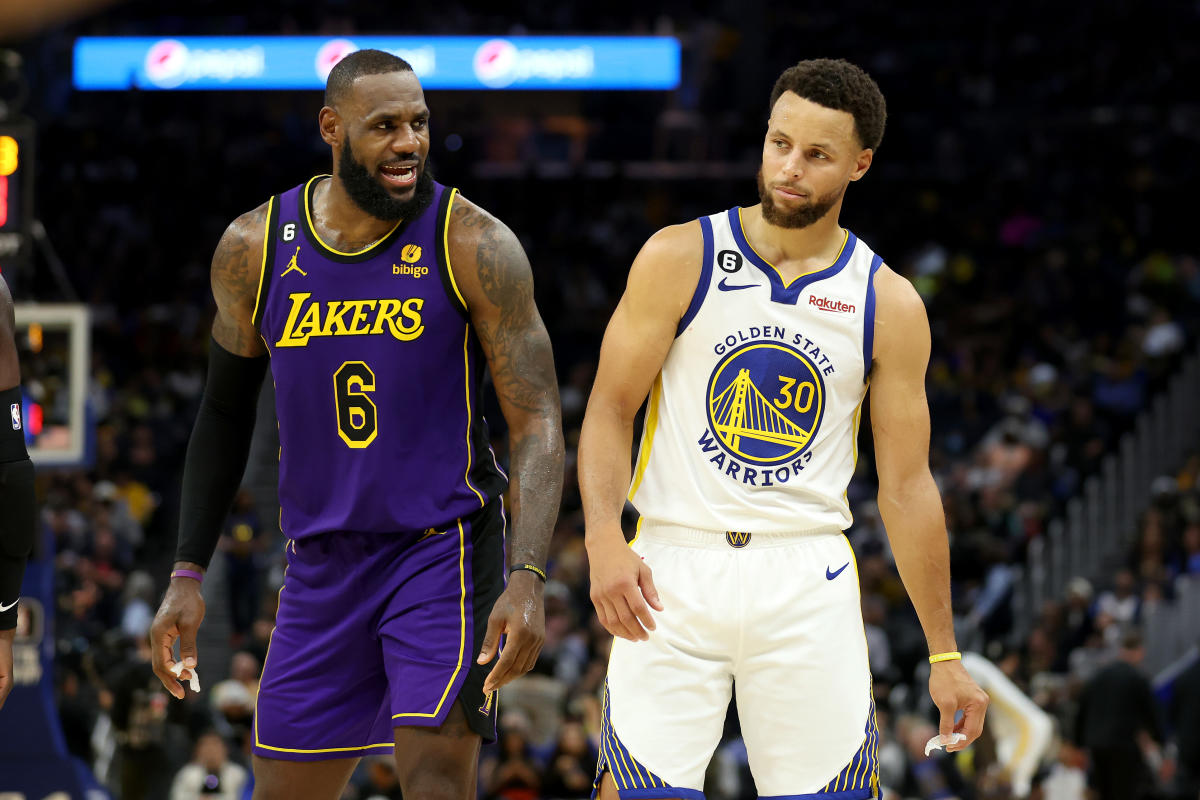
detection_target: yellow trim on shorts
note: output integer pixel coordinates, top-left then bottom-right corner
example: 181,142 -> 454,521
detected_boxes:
393,518 -> 468,720
627,373 -> 663,501
628,517 -> 643,549
601,683 -> 640,788
253,540 -> 397,755
844,531 -> 873,668
844,532 -> 881,792
849,706 -> 878,790
255,740 -> 395,755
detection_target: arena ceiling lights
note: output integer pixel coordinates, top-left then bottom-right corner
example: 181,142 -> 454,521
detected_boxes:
73,36 -> 681,91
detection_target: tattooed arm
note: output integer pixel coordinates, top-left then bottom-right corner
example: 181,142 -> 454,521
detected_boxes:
211,206 -> 271,357
447,195 -> 564,694
151,205 -> 270,700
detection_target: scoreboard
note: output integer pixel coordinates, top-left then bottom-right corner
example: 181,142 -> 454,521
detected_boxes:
0,118 -> 33,273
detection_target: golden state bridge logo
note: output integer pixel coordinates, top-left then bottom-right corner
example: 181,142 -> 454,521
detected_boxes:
705,341 -> 825,467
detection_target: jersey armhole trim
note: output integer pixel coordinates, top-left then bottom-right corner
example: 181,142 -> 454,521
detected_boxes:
252,196 -> 280,331
437,188 -> 471,320
861,254 -> 884,379
675,216 -> 714,337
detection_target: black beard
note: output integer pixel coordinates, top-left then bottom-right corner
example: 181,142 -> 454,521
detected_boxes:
338,143 -> 435,222
757,168 -> 843,230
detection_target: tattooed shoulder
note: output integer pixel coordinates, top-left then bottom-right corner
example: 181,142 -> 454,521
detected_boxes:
212,202 -> 270,310
448,195 -> 533,314
447,195 -> 556,417
211,202 -> 271,355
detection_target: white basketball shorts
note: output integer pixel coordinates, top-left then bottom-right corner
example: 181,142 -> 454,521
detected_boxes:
595,521 -> 878,799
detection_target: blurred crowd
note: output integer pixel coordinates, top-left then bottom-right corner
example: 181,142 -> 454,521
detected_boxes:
7,1 -> 1200,798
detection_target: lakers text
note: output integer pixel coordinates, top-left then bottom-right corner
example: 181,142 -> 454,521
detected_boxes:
274,292 -> 425,347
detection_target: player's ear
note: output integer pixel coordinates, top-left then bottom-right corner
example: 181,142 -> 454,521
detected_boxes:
318,106 -> 341,148
849,148 -> 874,182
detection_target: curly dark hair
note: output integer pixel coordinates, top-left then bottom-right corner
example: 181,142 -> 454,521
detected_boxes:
769,59 -> 887,151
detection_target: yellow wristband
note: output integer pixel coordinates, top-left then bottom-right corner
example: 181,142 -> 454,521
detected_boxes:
510,563 -> 547,582
928,651 -> 962,664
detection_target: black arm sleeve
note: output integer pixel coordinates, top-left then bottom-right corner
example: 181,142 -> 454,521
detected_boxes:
0,385 -> 34,631
175,338 -> 268,569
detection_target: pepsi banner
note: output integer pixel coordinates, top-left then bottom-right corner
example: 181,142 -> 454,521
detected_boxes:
73,36 -> 680,91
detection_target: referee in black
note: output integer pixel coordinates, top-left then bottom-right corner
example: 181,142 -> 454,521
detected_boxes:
0,273 -> 35,710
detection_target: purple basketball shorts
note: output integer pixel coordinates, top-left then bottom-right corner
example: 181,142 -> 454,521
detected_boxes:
252,500 -> 505,761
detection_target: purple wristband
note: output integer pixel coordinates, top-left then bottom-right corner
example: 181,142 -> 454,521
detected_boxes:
170,569 -> 204,583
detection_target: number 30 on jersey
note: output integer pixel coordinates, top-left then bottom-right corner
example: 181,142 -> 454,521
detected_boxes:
334,361 -> 378,448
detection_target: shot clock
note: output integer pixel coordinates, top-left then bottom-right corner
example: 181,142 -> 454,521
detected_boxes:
0,118 -> 33,272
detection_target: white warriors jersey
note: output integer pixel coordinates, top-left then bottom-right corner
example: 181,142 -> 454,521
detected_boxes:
629,207 -> 885,533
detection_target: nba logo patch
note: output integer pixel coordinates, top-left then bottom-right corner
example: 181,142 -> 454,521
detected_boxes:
9,403 -> 19,431
726,531 -> 751,548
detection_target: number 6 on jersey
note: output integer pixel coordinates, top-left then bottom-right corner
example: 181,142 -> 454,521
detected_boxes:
334,361 -> 378,448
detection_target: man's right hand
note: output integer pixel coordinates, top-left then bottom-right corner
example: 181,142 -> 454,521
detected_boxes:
587,534 -> 663,642
149,574 -> 206,699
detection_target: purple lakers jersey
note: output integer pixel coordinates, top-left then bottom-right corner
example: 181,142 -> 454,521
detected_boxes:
253,175 -> 507,539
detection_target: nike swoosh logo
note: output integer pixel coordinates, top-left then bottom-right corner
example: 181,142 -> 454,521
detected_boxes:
0,598 -> 18,612
826,563 -> 849,581
718,278 -> 756,291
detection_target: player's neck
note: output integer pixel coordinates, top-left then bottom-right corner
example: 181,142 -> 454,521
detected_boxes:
312,178 -> 400,250
742,205 -> 846,275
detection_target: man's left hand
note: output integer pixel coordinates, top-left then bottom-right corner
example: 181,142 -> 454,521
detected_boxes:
929,659 -> 989,752
478,571 -> 545,694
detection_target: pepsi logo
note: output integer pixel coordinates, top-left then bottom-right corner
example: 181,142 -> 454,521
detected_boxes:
144,39 -> 189,88
473,39 -> 518,88
316,39 -> 359,81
